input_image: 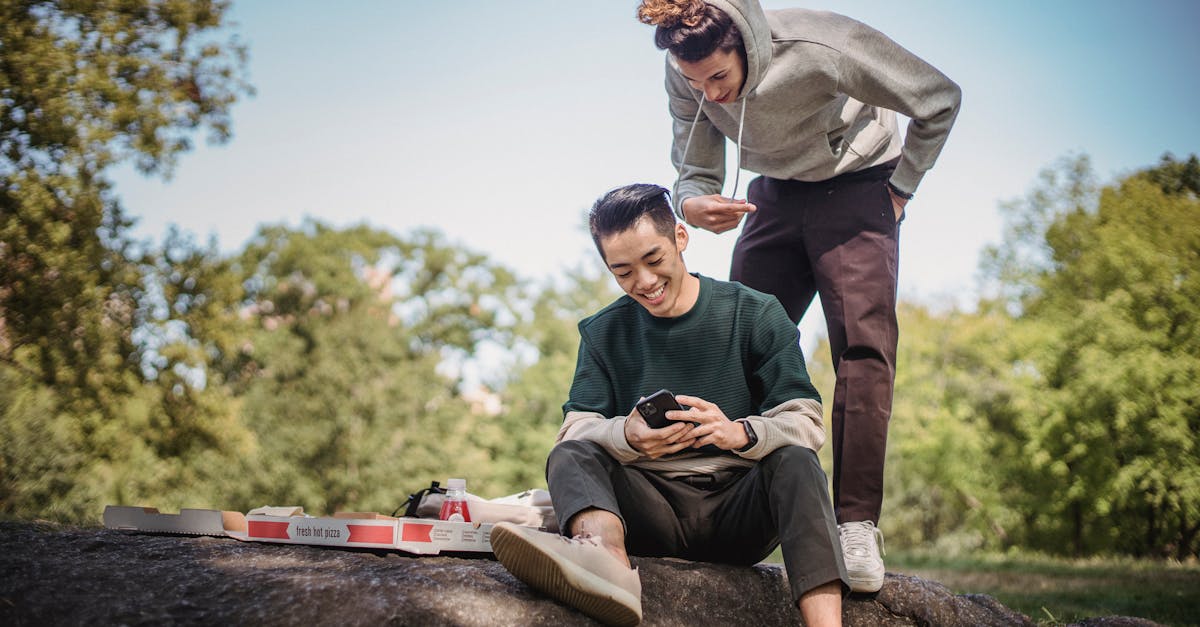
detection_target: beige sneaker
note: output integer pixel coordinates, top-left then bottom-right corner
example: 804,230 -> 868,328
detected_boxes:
838,520 -> 886,593
491,521 -> 642,626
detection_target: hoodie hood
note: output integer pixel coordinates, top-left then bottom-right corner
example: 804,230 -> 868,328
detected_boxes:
706,0 -> 772,100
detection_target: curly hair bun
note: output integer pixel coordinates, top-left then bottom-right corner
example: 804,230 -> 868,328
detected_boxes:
637,0 -> 707,29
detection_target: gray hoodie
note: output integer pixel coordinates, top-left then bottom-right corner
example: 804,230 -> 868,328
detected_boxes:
667,0 -> 961,217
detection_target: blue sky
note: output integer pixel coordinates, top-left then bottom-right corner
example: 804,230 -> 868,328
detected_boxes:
111,1 -> 1200,343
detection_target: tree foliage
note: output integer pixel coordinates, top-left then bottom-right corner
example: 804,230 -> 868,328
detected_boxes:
1,0 -> 250,520
881,302 -> 1027,554
486,269 -> 620,493
1010,156 -> 1200,558
225,222 -> 522,513
886,154 -> 1200,559
1,0 -> 250,179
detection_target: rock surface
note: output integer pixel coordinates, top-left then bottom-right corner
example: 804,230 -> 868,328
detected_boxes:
0,522 -> 1161,626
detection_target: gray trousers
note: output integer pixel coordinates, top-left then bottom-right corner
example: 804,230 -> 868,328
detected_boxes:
546,440 -> 849,601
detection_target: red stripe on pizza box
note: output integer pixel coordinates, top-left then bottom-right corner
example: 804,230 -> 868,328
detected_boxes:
347,524 -> 394,544
401,522 -> 433,543
248,520 -> 290,539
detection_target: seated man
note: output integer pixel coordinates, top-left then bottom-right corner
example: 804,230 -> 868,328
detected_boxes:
491,183 -> 847,626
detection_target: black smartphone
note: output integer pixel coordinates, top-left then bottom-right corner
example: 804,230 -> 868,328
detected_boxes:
636,389 -> 686,429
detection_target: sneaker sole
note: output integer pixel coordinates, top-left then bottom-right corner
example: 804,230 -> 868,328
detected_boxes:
491,526 -> 641,626
847,568 -> 884,593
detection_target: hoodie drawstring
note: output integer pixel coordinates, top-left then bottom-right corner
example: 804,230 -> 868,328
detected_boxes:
673,92 -> 707,216
675,92 -> 749,215
731,98 -> 746,200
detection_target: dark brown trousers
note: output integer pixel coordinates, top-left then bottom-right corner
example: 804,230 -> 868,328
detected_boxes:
731,160 -> 900,525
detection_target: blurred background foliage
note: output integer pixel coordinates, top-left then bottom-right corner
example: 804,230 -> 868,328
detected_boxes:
1,1 -> 1197,560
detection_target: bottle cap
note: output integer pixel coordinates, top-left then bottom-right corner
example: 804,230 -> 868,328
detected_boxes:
447,478 -> 466,490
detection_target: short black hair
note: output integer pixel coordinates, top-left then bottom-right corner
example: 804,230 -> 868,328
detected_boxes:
588,184 -> 677,259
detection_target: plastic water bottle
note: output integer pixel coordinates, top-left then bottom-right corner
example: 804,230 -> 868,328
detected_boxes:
438,478 -> 471,522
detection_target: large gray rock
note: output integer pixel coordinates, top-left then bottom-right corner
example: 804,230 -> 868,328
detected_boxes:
0,522 -> 1159,626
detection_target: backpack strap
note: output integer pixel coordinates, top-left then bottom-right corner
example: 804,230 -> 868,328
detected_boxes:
392,481 -> 445,518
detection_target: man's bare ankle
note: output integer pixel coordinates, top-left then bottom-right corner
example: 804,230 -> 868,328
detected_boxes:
568,508 -> 631,568
602,543 -> 632,569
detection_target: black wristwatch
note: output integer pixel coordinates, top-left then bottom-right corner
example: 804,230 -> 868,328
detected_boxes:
736,420 -> 758,452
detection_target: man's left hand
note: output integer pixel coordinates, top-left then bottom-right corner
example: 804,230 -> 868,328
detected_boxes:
674,394 -> 750,451
887,188 -> 908,223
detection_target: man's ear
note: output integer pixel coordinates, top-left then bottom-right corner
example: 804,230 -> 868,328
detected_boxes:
675,222 -> 689,254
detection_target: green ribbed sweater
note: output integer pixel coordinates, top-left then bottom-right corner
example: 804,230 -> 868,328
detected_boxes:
564,274 -> 819,428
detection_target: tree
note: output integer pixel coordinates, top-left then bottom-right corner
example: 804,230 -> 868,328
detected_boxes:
879,302 -> 1029,554
1141,153 -> 1200,198
979,154 -> 1098,314
1,0 -> 251,521
1,0 -> 251,389
983,154 -> 1200,558
224,222 -> 523,513
485,268 -> 620,493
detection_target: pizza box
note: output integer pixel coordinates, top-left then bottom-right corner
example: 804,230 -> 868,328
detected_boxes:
104,505 -> 494,555
244,510 -> 493,555
103,505 -> 246,537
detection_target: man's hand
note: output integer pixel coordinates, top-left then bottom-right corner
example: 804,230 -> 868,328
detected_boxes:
624,406 -> 698,459
674,394 -> 750,451
887,187 -> 908,223
681,195 -> 756,234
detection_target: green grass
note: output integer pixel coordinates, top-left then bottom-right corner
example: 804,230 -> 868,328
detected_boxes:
887,551 -> 1200,626
764,548 -> 1199,625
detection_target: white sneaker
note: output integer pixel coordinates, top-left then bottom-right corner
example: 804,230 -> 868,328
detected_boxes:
491,522 -> 642,626
838,520 -> 885,593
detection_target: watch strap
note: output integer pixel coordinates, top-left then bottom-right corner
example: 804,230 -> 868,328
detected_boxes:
736,420 -> 758,452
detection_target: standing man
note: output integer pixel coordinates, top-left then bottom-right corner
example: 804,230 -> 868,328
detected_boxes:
636,0 -> 961,592
491,184 -> 846,626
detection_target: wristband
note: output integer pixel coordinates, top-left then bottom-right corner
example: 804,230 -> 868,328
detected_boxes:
886,181 -> 914,200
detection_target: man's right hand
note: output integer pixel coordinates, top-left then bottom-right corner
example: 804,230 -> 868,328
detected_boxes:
681,194 -> 757,234
624,407 -> 697,459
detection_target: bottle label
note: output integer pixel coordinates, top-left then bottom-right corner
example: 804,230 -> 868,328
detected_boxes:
438,499 -> 471,523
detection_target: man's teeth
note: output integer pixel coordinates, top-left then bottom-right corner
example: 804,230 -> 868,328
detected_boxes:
645,285 -> 665,299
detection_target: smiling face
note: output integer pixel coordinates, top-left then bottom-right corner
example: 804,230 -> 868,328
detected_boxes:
674,47 -> 747,105
599,216 -> 700,318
